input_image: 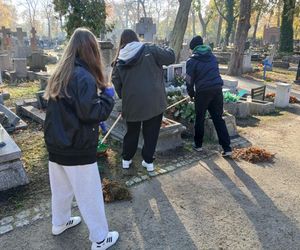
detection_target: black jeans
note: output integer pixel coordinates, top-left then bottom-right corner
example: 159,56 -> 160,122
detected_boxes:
122,113 -> 163,163
194,87 -> 231,152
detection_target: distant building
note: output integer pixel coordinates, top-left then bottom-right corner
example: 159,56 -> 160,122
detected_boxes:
263,25 -> 280,44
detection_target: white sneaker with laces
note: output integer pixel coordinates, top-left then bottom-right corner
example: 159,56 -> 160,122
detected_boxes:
91,231 -> 119,250
52,216 -> 81,235
142,160 -> 154,172
122,159 -> 132,169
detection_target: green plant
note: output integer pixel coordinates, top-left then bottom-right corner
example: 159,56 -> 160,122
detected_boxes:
223,91 -> 240,103
172,75 -> 186,87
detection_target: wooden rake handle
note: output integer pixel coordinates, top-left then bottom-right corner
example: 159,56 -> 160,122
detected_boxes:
166,96 -> 190,110
101,113 -> 122,144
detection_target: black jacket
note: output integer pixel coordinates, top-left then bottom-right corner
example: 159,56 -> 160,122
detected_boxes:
186,45 -> 223,97
112,44 -> 175,122
44,58 -> 114,166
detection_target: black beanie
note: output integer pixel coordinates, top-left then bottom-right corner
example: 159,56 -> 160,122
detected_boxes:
189,36 -> 203,50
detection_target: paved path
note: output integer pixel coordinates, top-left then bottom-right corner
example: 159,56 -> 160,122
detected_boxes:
1,105 -> 300,250
1,151 -> 300,249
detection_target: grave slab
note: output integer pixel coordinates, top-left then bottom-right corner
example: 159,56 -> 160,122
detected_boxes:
0,124 -> 28,191
20,105 -> 45,125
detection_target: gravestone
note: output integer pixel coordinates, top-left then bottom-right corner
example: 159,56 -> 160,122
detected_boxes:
0,123 -> 29,191
0,27 -> 12,51
14,28 -> 26,47
275,83 -> 291,108
30,27 -> 38,51
242,50 -> 253,73
0,54 -> 12,71
136,17 -> 156,42
13,58 -> 27,78
167,63 -> 186,81
98,41 -> 116,78
28,52 -> 47,71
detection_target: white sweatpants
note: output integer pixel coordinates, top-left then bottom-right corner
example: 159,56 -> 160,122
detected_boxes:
48,161 -> 109,242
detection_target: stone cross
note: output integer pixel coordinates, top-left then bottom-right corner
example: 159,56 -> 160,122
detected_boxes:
15,28 -> 27,47
30,27 -> 37,51
136,17 -> 156,42
0,27 -> 10,50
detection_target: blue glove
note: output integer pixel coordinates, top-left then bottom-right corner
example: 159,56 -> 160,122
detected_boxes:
103,87 -> 115,97
99,122 -> 107,135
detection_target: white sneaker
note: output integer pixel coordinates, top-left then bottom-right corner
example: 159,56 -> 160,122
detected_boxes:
91,231 -> 119,250
52,216 -> 81,235
122,159 -> 132,169
142,160 -> 154,172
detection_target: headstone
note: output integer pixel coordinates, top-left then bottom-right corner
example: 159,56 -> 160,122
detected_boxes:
242,51 -> 253,73
0,54 -> 12,71
136,17 -> 156,42
15,28 -> 26,47
30,27 -> 38,51
28,52 -> 47,71
167,63 -> 186,81
98,41 -> 116,77
0,123 -> 29,191
13,58 -> 27,78
272,61 -> 290,69
274,83 -> 291,108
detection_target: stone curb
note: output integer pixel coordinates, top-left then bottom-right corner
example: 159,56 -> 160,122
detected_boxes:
0,137 -> 250,236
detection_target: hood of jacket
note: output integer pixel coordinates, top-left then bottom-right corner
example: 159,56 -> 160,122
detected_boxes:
191,45 -> 213,63
118,42 -> 145,66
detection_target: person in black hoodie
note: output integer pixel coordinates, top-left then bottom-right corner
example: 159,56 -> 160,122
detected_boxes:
186,36 -> 232,156
44,28 -> 119,250
112,29 -> 175,172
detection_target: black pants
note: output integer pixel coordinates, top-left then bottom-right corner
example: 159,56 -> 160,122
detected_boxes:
194,87 -> 231,151
123,113 -> 163,163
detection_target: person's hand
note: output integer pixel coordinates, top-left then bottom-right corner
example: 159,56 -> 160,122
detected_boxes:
103,87 -> 115,97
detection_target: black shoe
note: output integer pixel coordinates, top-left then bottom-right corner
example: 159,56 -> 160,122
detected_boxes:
221,151 -> 232,157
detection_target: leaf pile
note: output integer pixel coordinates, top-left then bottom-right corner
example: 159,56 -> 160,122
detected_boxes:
265,92 -> 299,103
102,178 -> 131,203
232,147 -> 275,163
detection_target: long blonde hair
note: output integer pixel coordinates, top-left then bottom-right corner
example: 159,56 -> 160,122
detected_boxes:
44,28 -> 106,100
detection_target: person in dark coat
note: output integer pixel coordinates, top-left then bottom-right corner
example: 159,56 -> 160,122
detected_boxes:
186,36 -> 232,156
44,28 -> 119,250
112,29 -> 175,172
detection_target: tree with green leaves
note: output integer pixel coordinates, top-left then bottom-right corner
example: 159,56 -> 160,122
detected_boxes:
53,0 -> 110,37
279,0 -> 296,52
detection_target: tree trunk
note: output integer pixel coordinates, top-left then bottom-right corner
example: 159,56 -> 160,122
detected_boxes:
198,12 -> 207,39
216,14 -> 223,46
279,0 -> 296,53
47,17 -> 51,40
230,19 -> 237,44
170,0 -> 193,62
227,0 -> 251,76
253,9 -> 261,40
191,8 -> 196,36
224,0 -> 234,46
